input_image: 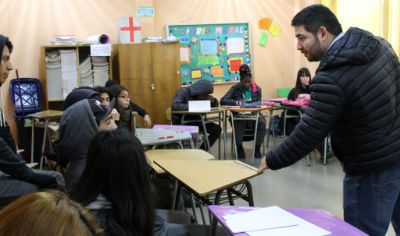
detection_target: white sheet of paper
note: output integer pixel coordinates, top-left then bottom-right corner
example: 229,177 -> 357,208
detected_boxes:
90,44 -> 111,56
188,100 -> 211,112
246,217 -> 330,236
224,206 -> 330,236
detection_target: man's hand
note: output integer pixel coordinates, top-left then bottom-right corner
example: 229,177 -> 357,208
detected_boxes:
258,156 -> 269,173
144,114 -> 152,127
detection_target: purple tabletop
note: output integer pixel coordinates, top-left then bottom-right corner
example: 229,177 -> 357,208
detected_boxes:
153,124 -> 199,135
208,205 -> 367,236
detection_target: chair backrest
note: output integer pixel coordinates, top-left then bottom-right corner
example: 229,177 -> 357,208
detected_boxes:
165,107 -> 172,124
276,87 -> 291,98
9,78 -> 42,117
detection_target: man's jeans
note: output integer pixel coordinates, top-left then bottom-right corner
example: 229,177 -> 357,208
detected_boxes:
343,163 -> 400,236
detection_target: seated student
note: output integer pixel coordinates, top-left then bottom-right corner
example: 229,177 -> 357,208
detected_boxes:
171,79 -> 222,151
283,67 -> 311,135
55,97 -> 117,190
0,191 -> 102,236
0,34 -> 63,205
95,86 -> 120,121
288,67 -> 311,101
70,129 -> 226,236
106,81 -> 152,128
220,64 -> 266,159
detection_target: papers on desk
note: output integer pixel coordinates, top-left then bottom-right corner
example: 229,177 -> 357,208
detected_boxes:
223,206 -> 330,236
188,100 -> 211,112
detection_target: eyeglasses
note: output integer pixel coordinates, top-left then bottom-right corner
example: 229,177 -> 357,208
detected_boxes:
118,95 -> 131,100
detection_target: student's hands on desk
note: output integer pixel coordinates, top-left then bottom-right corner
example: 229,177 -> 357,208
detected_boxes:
258,156 -> 269,173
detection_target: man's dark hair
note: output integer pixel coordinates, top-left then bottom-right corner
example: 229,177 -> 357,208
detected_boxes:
291,4 -> 342,36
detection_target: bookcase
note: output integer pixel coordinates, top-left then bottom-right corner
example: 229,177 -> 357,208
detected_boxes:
40,45 -> 112,110
112,42 -> 181,125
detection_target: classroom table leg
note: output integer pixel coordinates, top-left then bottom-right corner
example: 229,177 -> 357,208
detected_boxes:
30,118 -> 35,163
39,119 -> 49,169
172,181 -> 181,210
223,110 -> 227,160
200,116 -> 211,153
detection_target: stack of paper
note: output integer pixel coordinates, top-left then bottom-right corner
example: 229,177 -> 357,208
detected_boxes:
52,35 -> 77,45
60,50 -> 78,98
223,206 -> 330,236
92,56 -> 109,87
79,57 -> 94,87
46,50 -> 63,100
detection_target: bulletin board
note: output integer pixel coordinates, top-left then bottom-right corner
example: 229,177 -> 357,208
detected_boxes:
166,23 -> 251,85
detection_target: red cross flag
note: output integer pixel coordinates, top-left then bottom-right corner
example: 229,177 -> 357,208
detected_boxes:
117,17 -> 142,44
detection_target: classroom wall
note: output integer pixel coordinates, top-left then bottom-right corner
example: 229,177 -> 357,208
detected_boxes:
0,0 -> 317,142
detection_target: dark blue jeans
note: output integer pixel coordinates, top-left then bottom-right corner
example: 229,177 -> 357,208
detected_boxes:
343,163 -> 400,236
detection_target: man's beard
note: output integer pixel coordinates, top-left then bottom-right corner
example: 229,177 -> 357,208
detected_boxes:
307,36 -> 325,62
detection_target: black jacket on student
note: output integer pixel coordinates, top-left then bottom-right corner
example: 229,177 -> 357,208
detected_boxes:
171,79 -> 221,150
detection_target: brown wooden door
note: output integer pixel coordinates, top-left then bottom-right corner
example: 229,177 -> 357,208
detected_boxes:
151,42 -> 181,124
116,43 -> 153,126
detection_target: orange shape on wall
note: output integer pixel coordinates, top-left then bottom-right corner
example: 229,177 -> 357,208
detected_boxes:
259,18 -> 272,30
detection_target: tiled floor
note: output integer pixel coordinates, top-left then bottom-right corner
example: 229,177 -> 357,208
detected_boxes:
205,134 -> 396,236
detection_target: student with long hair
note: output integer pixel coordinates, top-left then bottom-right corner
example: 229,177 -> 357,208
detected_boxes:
0,191 -> 102,236
220,64 -> 266,159
288,67 -> 311,101
70,129 -> 227,236
108,84 -> 152,129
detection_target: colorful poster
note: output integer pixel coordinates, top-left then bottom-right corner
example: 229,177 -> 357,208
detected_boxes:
167,23 -> 251,85
226,37 -> 244,54
191,69 -> 202,79
200,39 -> 218,55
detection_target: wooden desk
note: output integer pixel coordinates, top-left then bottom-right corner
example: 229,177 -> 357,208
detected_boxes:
29,110 -> 63,168
146,149 -> 214,174
208,205 -> 368,236
154,159 -> 260,207
171,107 -> 226,159
223,106 -> 272,164
136,128 -> 193,148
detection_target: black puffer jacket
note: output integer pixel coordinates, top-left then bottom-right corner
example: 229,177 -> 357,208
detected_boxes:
267,27 -> 400,175
220,83 -> 262,106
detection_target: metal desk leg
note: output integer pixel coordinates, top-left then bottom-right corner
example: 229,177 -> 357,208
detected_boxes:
251,113 -> 259,165
200,116 -> 211,153
218,112 -> 221,159
39,119 -> 49,169
30,118 -> 35,163
211,190 -> 224,236
323,136 -> 328,165
231,114 -> 238,160
172,181 -> 181,210
223,110 -> 227,160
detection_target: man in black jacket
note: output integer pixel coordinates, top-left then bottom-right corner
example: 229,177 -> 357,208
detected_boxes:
0,35 -> 63,204
258,5 -> 400,236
